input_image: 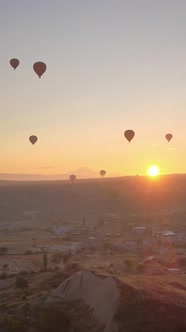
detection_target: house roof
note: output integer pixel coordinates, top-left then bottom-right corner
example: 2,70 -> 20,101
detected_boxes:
162,231 -> 176,236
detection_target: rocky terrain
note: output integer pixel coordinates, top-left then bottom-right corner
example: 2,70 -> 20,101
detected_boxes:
0,176 -> 186,331
0,261 -> 186,332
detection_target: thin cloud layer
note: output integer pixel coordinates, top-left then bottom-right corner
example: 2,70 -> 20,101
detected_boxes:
37,166 -> 56,169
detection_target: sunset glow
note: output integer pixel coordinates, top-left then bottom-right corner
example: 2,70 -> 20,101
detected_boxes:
148,165 -> 160,177
0,1 -> 186,178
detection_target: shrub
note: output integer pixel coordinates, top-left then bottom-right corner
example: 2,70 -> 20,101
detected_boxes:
103,242 -> 112,250
20,270 -> 28,276
51,252 -> 64,264
24,249 -> 32,255
90,246 -> 96,251
0,303 -> 7,311
0,272 -> 7,279
37,306 -> 70,332
25,288 -> 32,296
15,276 -> 28,290
2,317 -> 25,332
0,247 -> 8,255
64,262 -> 81,276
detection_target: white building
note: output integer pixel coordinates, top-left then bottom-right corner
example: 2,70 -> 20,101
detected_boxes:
52,226 -> 74,235
133,227 -> 146,236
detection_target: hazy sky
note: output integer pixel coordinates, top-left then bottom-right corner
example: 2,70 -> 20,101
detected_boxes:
1,0 -> 186,176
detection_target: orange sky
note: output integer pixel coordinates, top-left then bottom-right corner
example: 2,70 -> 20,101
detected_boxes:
1,1 -> 186,176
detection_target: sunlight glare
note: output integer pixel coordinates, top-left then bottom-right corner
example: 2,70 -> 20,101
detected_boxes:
148,165 -> 160,177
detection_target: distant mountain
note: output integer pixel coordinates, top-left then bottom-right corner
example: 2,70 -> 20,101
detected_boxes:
66,167 -> 98,179
108,172 -> 122,177
0,167 -> 99,181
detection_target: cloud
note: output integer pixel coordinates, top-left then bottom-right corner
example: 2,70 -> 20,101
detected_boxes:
37,166 -> 55,169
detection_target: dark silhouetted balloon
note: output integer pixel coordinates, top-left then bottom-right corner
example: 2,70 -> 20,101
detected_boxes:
165,133 -> 173,142
100,170 -> 106,177
10,58 -> 20,70
69,174 -> 76,182
33,62 -> 47,78
124,130 -> 135,142
29,135 -> 38,145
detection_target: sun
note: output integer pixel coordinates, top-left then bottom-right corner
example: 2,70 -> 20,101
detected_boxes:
147,165 -> 160,177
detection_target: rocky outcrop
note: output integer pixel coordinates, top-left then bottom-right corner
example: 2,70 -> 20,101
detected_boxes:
45,270 -> 120,332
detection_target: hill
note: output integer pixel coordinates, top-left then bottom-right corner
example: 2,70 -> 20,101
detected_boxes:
0,267 -> 186,332
1,174 -> 186,221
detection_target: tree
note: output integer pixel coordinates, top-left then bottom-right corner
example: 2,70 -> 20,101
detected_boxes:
43,253 -> 48,271
103,242 -> 112,250
15,277 -> 28,290
0,247 -> 8,255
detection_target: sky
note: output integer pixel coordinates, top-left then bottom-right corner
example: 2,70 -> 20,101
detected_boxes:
1,0 -> 186,177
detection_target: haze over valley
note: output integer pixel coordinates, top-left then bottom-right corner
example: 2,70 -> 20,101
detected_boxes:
0,175 -> 186,331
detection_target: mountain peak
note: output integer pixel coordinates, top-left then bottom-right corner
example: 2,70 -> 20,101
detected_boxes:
0,167 -> 99,181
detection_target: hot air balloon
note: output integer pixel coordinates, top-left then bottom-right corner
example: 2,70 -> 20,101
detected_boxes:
10,58 -> 20,70
124,130 -> 135,143
165,133 -> 173,142
100,170 -> 106,178
69,174 -> 76,182
29,135 -> 38,145
33,62 -> 47,78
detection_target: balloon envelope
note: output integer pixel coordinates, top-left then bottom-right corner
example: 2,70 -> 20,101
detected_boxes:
29,135 -> 38,145
33,62 -> 47,78
10,58 -> 19,70
165,133 -> 173,142
100,170 -> 106,177
69,174 -> 76,182
124,130 -> 135,142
